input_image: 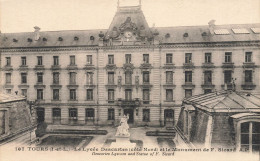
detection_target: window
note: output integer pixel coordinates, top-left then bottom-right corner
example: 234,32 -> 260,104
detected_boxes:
225,52 -> 232,63
70,55 -> 75,65
166,89 -> 173,101
245,52 -> 252,63
53,89 -> 59,100
108,109 -> 115,120
240,122 -> 260,152
185,71 -> 192,83
5,73 -> 11,84
125,72 -> 132,84
125,54 -> 131,64
204,71 -> 212,84
224,70 -> 232,83
86,108 -> 94,121
185,53 -> 192,63
143,54 -> 149,64
166,53 -> 173,64
52,108 -> 61,124
205,53 -> 212,63
108,72 -> 114,84
245,70 -> 252,83
87,89 -> 93,101
108,89 -> 114,102
53,108 -> 61,117
21,73 -> 27,84
70,89 -> 77,100
6,57 -> 11,66
21,89 -> 27,97
37,89 -> 43,100
69,72 -> 76,84
143,72 -> 150,83
204,89 -> 212,94
143,109 -> 150,122
53,56 -> 59,65
125,89 -> 132,100
6,89 -> 11,94
37,56 -> 42,65
185,89 -> 192,98
21,57 -> 26,66
69,108 -> 77,119
53,72 -> 59,84
108,55 -> 114,64
166,71 -> 173,84
37,73 -> 43,83
87,55 -> 92,64
143,89 -> 150,104
86,72 -> 93,85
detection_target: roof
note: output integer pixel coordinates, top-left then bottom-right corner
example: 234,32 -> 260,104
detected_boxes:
0,4 -> 259,49
0,92 -> 26,104
156,23 -> 260,44
183,91 -> 260,113
0,29 -> 106,48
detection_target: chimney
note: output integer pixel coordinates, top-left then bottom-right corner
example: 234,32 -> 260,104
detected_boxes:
34,26 -> 41,41
208,20 -> 215,35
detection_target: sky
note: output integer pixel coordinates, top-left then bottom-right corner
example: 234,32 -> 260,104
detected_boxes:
0,0 -> 259,33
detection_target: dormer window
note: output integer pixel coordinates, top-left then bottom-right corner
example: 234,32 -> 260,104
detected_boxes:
202,32 -> 207,36
90,36 -> 95,41
165,33 -> 170,38
13,39 -> 18,42
183,33 -> 189,37
43,37 -> 47,41
58,37 -> 63,41
74,37 -> 79,41
27,38 -> 32,42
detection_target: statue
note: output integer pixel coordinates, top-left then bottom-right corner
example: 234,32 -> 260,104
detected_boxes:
116,114 -> 130,137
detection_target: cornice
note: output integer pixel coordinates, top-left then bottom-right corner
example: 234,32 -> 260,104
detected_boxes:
0,41 -> 259,52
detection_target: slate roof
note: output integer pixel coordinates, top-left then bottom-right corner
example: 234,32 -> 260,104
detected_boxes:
0,5 -> 259,48
0,92 -> 26,104
0,29 -> 106,48
156,24 -> 260,44
183,91 -> 260,113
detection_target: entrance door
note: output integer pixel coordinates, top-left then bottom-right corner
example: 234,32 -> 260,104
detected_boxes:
124,109 -> 134,124
164,109 -> 174,126
37,108 -> 45,124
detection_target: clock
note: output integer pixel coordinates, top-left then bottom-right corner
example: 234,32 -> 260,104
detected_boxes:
124,31 -> 133,38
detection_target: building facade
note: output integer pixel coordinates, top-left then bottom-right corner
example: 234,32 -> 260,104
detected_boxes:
0,3 -> 260,127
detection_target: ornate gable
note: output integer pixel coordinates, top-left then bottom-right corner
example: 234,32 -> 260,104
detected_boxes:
104,5 -> 154,46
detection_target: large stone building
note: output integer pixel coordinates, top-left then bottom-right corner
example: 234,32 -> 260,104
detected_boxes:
0,2 -> 259,127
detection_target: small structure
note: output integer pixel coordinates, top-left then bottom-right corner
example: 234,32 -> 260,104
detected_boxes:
0,92 -> 36,143
175,91 -> 260,153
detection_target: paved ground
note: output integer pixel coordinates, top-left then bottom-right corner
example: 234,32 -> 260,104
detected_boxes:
1,125 -> 173,148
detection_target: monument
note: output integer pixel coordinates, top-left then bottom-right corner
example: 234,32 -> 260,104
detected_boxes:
111,114 -> 136,148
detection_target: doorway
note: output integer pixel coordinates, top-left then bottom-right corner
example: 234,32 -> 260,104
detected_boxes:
123,109 -> 134,124
37,108 -> 45,124
164,109 -> 174,126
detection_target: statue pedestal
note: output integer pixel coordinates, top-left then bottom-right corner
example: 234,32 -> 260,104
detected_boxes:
110,136 -> 136,148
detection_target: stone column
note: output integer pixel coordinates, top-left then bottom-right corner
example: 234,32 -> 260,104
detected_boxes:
44,107 -> 52,124
78,107 -> 85,125
61,108 -> 69,125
